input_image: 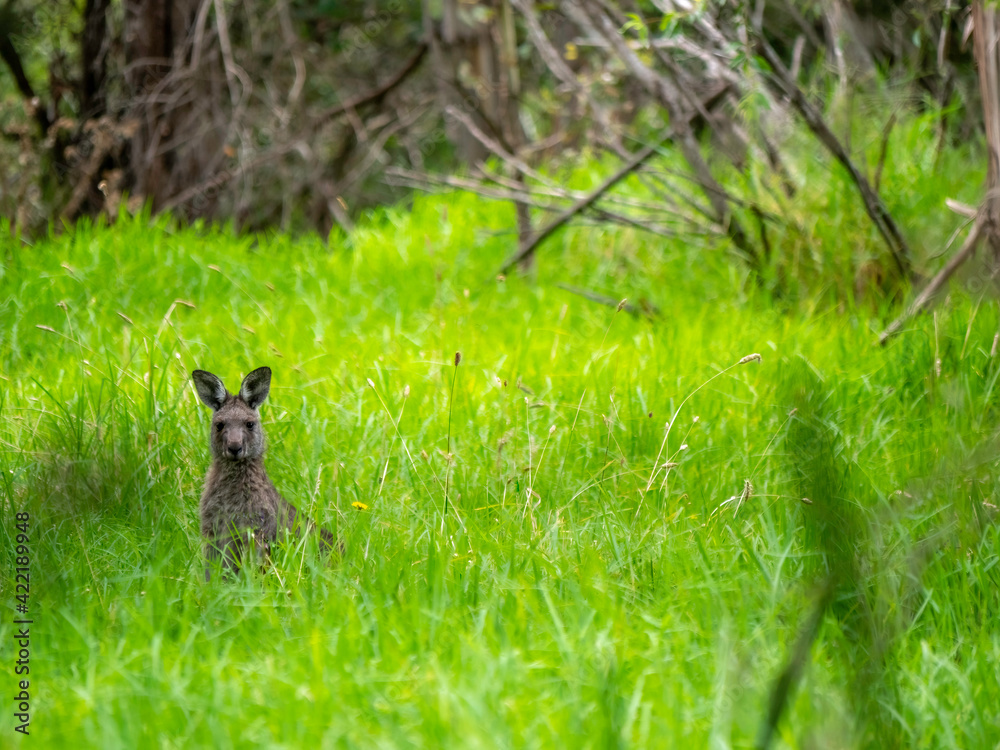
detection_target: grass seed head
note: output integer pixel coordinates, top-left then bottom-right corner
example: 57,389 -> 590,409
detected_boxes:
454,351 -> 462,367
738,353 -> 762,365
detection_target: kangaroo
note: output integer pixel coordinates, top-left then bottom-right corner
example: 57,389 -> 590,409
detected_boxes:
192,366 -> 336,581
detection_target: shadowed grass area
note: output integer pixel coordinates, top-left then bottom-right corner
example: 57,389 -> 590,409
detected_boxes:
2,123 -> 1000,748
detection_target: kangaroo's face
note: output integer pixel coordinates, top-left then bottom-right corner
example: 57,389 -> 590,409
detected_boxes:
192,367 -> 271,462
211,397 -> 264,460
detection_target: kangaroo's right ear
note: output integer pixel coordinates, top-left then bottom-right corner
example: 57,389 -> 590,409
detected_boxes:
239,366 -> 271,410
192,370 -> 228,410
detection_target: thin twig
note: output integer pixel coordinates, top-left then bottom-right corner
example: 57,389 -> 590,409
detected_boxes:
511,0 -> 625,156
873,112 -> 897,193
312,45 -> 428,128
573,0 -> 759,267
497,138 -> 666,274
445,105 -> 557,188
60,122 -> 114,221
159,148 -> 293,213
212,0 -> 243,107
879,218 -> 984,344
390,166 -> 692,240
443,352 -> 461,532
755,35 -> 913,278
555,283 -> 658,318
0,23 -> 51,133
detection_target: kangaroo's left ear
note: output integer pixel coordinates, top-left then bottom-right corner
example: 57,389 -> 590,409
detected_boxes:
239,366 -> 272,409
192,370 -> 228,410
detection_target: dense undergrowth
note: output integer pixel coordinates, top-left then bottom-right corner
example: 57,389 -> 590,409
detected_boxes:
1,104 -> 1000,747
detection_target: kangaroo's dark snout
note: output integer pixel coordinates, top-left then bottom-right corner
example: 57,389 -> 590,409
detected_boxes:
223,426 -> 246,458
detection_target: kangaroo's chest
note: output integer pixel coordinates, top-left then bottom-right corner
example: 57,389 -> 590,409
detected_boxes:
200,465 -> 279,537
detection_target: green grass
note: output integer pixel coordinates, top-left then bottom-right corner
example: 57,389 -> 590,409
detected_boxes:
2,130 -> 1000,748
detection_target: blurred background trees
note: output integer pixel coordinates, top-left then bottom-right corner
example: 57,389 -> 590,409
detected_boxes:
0,1 -> 995,297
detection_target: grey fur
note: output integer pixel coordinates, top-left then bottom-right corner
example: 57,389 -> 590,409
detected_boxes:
192,366 -> 337,580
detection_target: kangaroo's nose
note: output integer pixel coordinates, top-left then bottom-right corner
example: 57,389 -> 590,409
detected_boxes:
227,444 -> 242,457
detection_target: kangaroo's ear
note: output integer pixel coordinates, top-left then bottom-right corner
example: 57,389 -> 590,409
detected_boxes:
192,370 -> 228,410
240,366 -> 271,409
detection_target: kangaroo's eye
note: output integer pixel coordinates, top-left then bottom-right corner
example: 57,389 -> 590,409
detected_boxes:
246,421 -> 255,430
215,423 -> 224,433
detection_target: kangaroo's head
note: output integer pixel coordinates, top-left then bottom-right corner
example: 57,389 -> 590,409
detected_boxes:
192,367 -> 271,461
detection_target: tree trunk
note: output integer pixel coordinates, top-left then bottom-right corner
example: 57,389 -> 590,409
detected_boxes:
80,0 -> 110,119
425,0 -> 525,162
974,3 -> 1000,258
425,0 -> 534,268
124,0 -> 226,213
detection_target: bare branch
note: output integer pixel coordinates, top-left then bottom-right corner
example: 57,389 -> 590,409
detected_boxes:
60,121 -> 115,221
159,148 -> 292,213
556,283 -> 660,318
338,104 -> 432,193
510,0 -> 625,155
387,167 -> 558,207
755,35 -> 913,278
873,112 -> 897,193
213,0 -> 245,107
571,0 -> 759,266
879,219 -> 983,345
497,138 -> 664,274
0,19 -> 51,133
312,45 -> 428,129
444,105 -> 557,188
277,0 -> 306,125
